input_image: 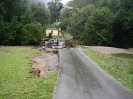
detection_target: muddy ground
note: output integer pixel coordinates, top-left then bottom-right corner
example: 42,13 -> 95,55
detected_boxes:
29,50 -> 59,77
84,46 -> 133,54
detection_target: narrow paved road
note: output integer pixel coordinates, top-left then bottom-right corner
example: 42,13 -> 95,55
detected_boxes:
53,48 -> 133,99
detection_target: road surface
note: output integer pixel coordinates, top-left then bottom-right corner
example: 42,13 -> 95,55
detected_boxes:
53,48 -> 133,99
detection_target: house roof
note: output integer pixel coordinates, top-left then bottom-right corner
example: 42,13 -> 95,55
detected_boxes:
46,28 -> 58,30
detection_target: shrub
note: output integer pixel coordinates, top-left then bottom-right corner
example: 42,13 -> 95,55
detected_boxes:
21,22 -> 45,45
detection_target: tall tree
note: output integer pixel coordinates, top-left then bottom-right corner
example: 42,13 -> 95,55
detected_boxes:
113,0 -> 133,48
67,13 -> 80,38
48,0 -> 63,23
31,3 -> 50,25
68,0 -> 101,8
78,4 -> 95,33
99,0 -> 120,14
84,7 -> 114,46
67,4 -> 95,39
0,0 -> 50,45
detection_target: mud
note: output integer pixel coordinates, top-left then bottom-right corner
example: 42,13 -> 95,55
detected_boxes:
85,46 -> 132,54
29,51 -> 59,77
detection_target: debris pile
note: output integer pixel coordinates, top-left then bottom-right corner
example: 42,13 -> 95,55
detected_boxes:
65,38 -> 81,48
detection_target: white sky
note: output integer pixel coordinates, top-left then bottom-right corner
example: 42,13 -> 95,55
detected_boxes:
60,0 -> 72,5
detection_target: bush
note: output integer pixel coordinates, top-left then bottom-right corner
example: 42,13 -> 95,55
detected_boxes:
21,22 -> 45,45
48,32 -> 53,38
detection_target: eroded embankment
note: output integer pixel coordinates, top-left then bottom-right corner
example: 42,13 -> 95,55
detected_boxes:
29,51 -> 59,77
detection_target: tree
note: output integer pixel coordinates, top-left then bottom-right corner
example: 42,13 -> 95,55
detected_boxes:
21,22 -> 45,45
108,0 -> 120,14
60,8 -> 72,19
67,4 -> 95,40
66,1 -> 74,7
58,8 -> 72,30
99,0 -> 120,14
67,13 -> 80,38
99,0 -> 109,8
78,4 -> 95,40
68,0 -> 101,8
113,0 -> 133,48
0,2 -> 5,20
31,3 -> 50,25
0,0 -> 50,45
0,0 -> 24,22
21,5 -> 35,25
48,0 -> 63,23
84,7 -> 114,46
58,18 -> 70,30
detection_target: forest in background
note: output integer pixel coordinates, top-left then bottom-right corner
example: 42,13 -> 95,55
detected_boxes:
0,0 -> 50,45
59,0 -> 133,48
0,0 -> 133,48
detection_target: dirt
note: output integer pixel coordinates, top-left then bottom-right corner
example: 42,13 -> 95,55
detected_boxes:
29,51 -> 59,77
84,46 -> 133,54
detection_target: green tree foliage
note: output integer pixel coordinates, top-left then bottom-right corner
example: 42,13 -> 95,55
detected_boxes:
70,0 -> 89,9
66,1 -> 74,7
65,0 -> 133,48
67,0 -> 101,8
0,0 -> 50,45
0,0 -> 25,22
77,5 -> 95,39
113,0 -> 133,48
84,7 -> 114,46
99,0 -> 109,8
108,0 -> 120,14
31,3 -> 50,25
21,6 -> 35,25
67,5 -> 95,39
58,18 -> 70,30
21,22 -> 45,45
0,2 -> 5,20
67,13 -> 80,38
58,8 -> 72,30
60,8 -> 72,19
0,21 -> 11,45
99,0 -> 120,14
48,0 -> 62,23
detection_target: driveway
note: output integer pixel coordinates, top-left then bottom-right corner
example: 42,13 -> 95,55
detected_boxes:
52,48 -> 133,99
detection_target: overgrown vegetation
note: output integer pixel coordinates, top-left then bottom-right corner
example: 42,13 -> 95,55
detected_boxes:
81,47 -> 133,92
0,47 -> 57,99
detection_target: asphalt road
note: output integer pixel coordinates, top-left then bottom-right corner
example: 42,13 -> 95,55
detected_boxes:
52,48 -> 133,99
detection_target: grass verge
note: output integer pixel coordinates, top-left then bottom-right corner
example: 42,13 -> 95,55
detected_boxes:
81,47 -> 133,92
0,46 -> 57,99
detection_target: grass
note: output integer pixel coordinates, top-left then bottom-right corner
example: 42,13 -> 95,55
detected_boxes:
0,46 -> 57,99
80,47 -> 133,92
127,48 -> 133,53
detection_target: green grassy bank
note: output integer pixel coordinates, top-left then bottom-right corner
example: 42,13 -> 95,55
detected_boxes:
0,46 -> 57,99
82,47 -> 133,92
